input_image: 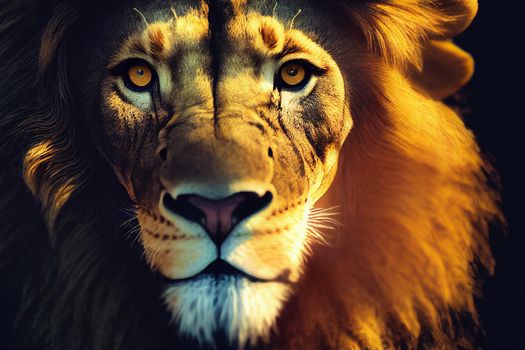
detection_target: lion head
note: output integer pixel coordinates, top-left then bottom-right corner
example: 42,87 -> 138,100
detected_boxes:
0,0 -> 500,349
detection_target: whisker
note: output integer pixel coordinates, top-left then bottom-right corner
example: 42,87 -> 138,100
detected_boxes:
121,216 -> 138,228
308,205 -> 340,214
305,205 -> 342,248
289,9 -> 302,29
170,5 -> 178,20
133,8 -> 149,28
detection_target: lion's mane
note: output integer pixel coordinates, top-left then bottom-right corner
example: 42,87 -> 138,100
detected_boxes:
0,1 -> 500,349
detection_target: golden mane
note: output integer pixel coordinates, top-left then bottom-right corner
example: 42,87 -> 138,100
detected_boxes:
273,1 -> 501,348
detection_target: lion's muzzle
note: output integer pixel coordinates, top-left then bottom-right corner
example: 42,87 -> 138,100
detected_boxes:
153,113 -> 285,281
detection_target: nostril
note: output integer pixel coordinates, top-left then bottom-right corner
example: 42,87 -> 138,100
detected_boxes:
231,191 -> 273,227
161,191 -> 273,245
267,147 -> 273,158
162,192 -> 205,225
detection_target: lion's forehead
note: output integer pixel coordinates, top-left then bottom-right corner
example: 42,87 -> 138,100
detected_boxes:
110,0 -> 333,93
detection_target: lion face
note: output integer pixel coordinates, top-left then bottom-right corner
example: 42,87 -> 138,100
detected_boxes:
77,0 -> 350,346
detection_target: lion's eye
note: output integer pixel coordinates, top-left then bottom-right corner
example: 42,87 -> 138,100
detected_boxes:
127,64 -> 153,89
277,61 -> 310,90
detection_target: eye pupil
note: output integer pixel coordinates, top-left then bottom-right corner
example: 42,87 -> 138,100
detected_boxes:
127,64 -> 153,89
279,62 -> 307,88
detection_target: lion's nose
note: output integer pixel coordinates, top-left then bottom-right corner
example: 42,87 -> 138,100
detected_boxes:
161,191 -> 273,245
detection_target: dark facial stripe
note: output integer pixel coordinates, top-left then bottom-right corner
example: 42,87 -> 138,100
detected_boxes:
304,127 -> 331,162
207,0 -> 235,129
257,109 -> 279,132
276,112 -> 306,177
248,121 -> 266,135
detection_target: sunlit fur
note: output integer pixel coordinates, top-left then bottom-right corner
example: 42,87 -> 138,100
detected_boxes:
0,0 -> 501,349
281,68 -> 500,349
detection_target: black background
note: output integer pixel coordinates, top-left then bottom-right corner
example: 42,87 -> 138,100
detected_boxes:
455,1 -> 524,349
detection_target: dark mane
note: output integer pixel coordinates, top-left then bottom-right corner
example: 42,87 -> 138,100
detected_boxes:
0,2 -> 188,349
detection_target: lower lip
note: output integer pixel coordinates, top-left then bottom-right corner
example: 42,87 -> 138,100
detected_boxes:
158,269 -> 267,284
160,258 -> 272,284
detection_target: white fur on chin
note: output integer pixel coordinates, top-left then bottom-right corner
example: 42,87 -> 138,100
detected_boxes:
163,275 -> 292,349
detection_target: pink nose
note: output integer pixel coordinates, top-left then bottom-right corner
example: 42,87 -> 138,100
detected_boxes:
161,191 -> 273,246
187,194 -> 246,238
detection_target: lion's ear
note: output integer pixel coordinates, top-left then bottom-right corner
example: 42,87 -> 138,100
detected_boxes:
431,0 -> 478,40
335,0 -> 477,98
409,0 -> 477,99
409,39 -> 474,100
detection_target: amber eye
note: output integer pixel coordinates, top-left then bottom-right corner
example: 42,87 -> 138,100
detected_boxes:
127,64 -> 153,90
278,62 -> 308,89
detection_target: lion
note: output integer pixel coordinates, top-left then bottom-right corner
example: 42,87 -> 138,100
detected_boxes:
0,0 -> 500,349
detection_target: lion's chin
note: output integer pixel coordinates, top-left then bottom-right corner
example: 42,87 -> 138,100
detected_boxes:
163,274 -> 292,348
